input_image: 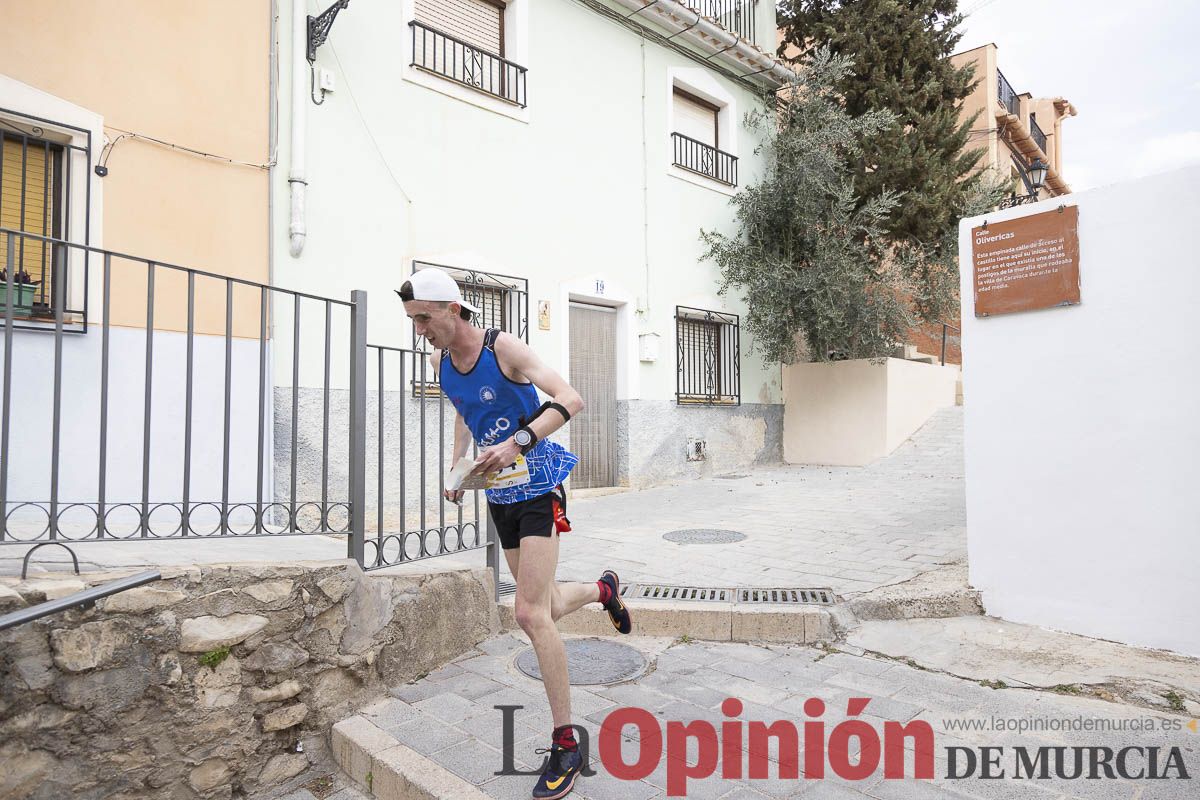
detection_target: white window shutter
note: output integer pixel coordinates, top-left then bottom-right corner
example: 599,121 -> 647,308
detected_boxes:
415,0 -> 503,55
673,91 -> 718,148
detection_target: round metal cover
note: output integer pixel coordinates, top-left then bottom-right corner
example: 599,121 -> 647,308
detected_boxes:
663,528 -> 747,544
516,638 -> 648,685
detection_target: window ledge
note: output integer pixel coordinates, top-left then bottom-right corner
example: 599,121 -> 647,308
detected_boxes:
667,164 -> 738,197
403,64 -> 530,124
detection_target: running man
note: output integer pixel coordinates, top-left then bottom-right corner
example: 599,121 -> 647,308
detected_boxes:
398,268 -> 632,800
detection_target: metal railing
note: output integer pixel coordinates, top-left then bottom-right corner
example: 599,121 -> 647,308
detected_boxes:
1,228 -> 501,593
409,20 -> 527,107
0,231 -> 504,596
672,132 -> 738,187
681,0 -> 759,45
0,228 -> 364,550
676,306 -> 740,405
0,570 -> 161,632
1029,114 -> 1047,154
997,69 -> 1019,116
362,343 -> 490,571
940,323 -> 960,366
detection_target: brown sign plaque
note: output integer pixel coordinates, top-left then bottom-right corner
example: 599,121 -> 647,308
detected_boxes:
972,205 -> 1080,317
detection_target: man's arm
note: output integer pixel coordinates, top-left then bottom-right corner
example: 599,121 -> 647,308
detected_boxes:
444,411 -> 471,502
473,332 -> 584,475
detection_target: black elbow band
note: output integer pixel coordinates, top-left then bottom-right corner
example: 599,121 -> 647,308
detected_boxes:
521,401 -> 572,428
546,402 -> 571,423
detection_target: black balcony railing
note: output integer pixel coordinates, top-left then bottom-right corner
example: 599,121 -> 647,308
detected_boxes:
1029,115 -> 1047,154
681,0 -> 758,46
672,132 -> 738,186
997,68 -> 1019,116
409,20 -> 527,107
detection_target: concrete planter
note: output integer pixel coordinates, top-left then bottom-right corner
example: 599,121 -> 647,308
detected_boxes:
783,357 -> 958,466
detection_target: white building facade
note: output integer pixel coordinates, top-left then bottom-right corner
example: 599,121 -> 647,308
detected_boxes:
273,0 -> 792,495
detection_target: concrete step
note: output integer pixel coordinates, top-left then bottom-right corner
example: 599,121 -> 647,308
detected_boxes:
497,594 -> 837,643
332,715 -> 489,800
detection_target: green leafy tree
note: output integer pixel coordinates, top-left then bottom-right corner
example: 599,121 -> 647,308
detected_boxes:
702,48 -> 915,364
703,49 -> 1008,363
778,0 -> 984,254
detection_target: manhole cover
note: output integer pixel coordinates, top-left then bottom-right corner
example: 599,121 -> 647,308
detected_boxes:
716,473 -> 749,480
516,638 -> 648,685
663,528 -> 747,544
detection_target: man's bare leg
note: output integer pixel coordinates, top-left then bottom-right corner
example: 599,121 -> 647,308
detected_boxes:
512,532 -> 599,728
504,544 -> 600,625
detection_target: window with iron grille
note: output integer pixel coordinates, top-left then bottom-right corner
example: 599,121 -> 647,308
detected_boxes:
0,109 -> 93,330
1,131 -> 65,318
410,260 -> 529,397
676,306 -> 740,406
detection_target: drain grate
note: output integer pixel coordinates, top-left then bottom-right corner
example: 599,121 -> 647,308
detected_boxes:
663,528 -> 747,544
498,580 -> 516,597
738,587 -> 836,605
622,583 -> 731,602
616,583 -> 837,606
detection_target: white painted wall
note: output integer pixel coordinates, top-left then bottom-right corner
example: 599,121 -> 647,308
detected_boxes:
960,166 -> 1200,656
1,328 -> 273,536
782,358 -> 958,466
272,0 -> 783,408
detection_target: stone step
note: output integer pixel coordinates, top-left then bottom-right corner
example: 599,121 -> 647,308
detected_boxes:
331,716 -> 489,800
497,595 -> 837,643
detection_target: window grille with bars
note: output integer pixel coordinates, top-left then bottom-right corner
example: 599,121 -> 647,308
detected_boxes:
409,261 -> 529,397
1,132 -> 64,314
0,108 -> 93,331
675,306 -> 740,405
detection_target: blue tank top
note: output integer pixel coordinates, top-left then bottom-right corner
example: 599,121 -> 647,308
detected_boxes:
439,329 -> 578,504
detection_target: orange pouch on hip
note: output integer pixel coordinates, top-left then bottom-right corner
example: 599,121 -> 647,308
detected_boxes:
551,489 -> 571,533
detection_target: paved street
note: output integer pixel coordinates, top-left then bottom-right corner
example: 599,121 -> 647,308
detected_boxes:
359,632 -> 1198,800
553,407 -> 965,595
3,408 -> 967,601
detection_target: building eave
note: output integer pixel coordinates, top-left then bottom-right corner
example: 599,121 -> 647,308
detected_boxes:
607,0 -> 796,89
994,108 -> 1071,195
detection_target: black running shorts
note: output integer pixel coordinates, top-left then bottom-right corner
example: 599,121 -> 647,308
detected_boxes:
488,486 -> 567,550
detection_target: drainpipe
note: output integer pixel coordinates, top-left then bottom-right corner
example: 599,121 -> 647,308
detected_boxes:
288,0 -> 308,257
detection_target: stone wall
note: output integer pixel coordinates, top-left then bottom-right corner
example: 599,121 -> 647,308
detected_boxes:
0,561 -> 498,800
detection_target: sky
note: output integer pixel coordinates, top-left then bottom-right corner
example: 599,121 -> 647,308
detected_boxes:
954,0 -> 1200,192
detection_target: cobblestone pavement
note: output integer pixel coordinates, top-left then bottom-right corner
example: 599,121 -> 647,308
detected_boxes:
369,632 -> 1197,800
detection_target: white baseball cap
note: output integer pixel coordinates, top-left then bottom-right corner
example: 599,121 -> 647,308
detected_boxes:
396,267 -> 480,315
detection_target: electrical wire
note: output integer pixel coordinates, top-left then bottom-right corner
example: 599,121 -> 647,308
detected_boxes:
98,126 -> 275,171
960,0 -> 1004,18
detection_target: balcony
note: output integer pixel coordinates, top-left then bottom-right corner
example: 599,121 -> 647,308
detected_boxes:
681,0 -> 759,46
408,20 -> 527,107
997,68 -> 1019,116
672,133 -> 738,186
1029,115 -> 1047,154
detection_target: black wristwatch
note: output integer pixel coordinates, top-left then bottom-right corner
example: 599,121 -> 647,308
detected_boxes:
513,426 -> 538,454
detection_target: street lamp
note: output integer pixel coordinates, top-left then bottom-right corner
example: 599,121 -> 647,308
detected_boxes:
1000,157 -> 1051,209
1028,158 -> 1049,193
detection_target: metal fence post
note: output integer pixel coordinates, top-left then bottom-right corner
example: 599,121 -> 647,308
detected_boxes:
348,290 -> 367,566
485,506 -> 499,601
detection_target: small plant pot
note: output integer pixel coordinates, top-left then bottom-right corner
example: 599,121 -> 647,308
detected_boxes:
0,283 -> 37,313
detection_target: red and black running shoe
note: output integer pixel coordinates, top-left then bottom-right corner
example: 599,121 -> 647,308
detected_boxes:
598,570 -> 632,634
